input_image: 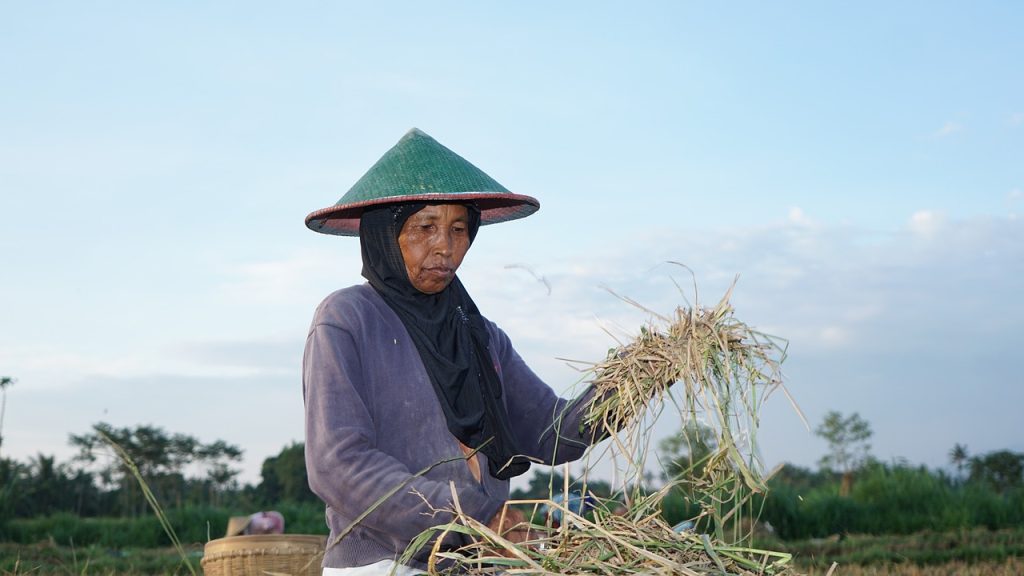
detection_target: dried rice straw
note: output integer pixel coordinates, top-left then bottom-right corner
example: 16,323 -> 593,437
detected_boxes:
584,269 -> 795,496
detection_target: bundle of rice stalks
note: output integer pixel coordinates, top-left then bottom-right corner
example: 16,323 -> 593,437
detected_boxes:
582,270 -> 793,498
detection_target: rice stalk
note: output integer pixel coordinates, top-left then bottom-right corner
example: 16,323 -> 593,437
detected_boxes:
95,430 -> 198,576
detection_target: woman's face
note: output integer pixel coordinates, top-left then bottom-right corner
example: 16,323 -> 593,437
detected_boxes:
397,204 -> 472,294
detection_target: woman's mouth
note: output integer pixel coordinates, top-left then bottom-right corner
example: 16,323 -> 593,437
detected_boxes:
423,266 -> 452,278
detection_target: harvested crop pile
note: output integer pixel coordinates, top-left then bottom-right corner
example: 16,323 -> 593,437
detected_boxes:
410,489 -> 794,575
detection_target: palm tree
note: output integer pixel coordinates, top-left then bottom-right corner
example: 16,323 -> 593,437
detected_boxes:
0,376 -> 15,456
949,443 -> 969,481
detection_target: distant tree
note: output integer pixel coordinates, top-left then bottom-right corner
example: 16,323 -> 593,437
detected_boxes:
511,469 -> 569,501
65,466 -> 103,516
0,456 -> 29,519
968,450 -> 1024,493
949,443 -> 969,481
768,463 -> 829,493
69,422 -> 242,516
27,453 -> 62,515
510,468 -> 615,515
658,421 -> 717,483
0,452 -> 105,519
196,439 -> 244,506
815,411 -> 872,496
258,442 -> 317,504
0,376 -> 14,456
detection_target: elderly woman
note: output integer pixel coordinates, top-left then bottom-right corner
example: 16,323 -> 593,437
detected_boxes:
303,129 -> 603,575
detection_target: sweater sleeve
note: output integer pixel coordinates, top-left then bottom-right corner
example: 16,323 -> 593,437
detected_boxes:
303,319 -> 503,553
488,324 -> 605,465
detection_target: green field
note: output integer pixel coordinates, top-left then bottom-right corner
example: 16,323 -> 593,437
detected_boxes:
1,541 -> 202,575
760,527 -> 1024,570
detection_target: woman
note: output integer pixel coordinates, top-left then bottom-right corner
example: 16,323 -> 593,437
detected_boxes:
303,128 -> 603,575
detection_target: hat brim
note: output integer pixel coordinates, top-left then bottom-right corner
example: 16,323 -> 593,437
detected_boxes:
225,516 -> 252,537
305,192 -> 539,236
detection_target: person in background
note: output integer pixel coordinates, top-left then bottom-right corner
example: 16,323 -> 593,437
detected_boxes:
302,128 -> 611,576
225,510 -> 285,537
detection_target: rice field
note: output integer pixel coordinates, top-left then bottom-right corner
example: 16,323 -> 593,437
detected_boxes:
802,558 -> 1024,575
0,542 -> 202,575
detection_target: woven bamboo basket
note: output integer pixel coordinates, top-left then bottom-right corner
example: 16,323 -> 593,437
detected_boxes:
201,534 -> 326,576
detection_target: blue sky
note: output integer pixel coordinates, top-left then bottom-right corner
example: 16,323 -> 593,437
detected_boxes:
1,2 -> 1022,488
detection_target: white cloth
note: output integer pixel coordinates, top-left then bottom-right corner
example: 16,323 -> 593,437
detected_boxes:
323,560 -> 422,576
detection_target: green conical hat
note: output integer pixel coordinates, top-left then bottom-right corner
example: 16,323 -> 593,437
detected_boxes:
306,128 -> 539,236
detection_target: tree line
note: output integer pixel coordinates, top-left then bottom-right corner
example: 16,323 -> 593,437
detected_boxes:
2,414 -> 1023,545
654,410 -> 1024,540
0,422 -> 318,523
513,411 -> 1024,541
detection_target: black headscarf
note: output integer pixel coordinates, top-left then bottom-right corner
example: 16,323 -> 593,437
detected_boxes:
359,203 -> 532,480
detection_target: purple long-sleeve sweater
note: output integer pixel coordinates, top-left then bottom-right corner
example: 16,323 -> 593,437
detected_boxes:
303,283 -> 598,570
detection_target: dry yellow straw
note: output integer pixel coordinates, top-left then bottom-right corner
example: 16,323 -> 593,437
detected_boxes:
583,272 -> 792,496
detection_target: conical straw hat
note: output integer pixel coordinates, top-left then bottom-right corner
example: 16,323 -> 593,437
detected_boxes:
305,128 -> 539,236
225,515 -> 251,537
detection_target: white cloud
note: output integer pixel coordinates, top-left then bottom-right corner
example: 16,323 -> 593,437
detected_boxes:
788,206 -> 813,227
934,121 -> 963,137
0,346 -> 151,390
908,209 -> 944,237
0,337 -> 301,397
1010,113 -> 1024,126
827,324 -> 852,343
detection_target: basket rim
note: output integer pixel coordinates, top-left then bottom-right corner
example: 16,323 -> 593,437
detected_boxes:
203,533 -> 326,554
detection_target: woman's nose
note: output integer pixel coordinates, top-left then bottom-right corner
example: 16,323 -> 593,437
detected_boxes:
433,231 -> 453,255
